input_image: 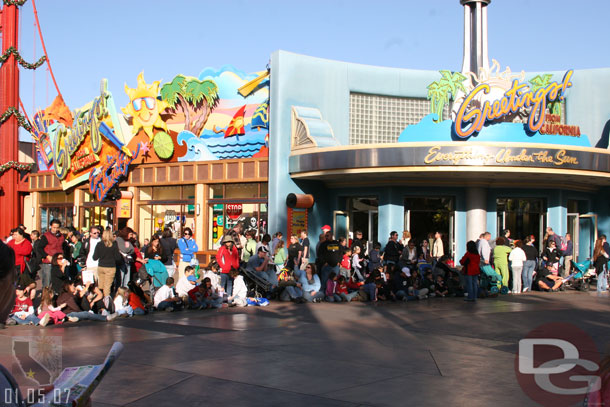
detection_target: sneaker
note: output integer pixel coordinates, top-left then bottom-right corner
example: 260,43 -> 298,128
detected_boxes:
164,307 -> 174,312
6,319 -> 17,326
39,314 -> 51,327
101,310 -> 109,317
67,316 -> 79,323
106,313 -> 118,321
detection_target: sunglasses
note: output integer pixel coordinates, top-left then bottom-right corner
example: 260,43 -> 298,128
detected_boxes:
132,97 -> 156,111
57,257 -> 64,260
184,233 -> 191,236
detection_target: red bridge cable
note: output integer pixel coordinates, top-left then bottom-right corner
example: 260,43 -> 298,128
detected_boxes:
31,0 -> 61,98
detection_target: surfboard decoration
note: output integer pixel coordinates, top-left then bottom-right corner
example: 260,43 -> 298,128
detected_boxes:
213,105 -> 247,139
251,99 -> 269,130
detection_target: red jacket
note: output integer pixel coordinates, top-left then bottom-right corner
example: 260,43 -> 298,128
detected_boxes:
216,245 -> 239,274
460,252 -> 481,276
8,239 -> 32,272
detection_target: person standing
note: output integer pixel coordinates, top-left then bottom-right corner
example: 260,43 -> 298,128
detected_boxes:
477,232 -> 492,266
384,231 -> 403,266
93,229 -> 122,297
37,219 -> 65,288
241,230 -> 257,264
160,228 -> 178,279
216,234 -> 239,296
508,240 -> 526,294
460,241 -> 481,302
115,227 -> 135,288
522,236 -> 538,293
83,226 -> 102,282
300,230 -> 310,270
177,227 -> 199,282
595,236 -> 609,292
493,237 -> 512,289
287,234 -> 303,271
432,231 -> 444,265
317,231 -> 342,288
562,233 -> 573,277
18,224 -> 31,243
8,228 -> 34,298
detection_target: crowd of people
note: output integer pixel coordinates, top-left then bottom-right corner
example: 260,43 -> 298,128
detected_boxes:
1,219 -> 607,328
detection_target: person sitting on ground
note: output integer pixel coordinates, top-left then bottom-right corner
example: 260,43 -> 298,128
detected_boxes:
201,260 -> 221,290
537,263 -> 564,292
422,271 -> 437,297
336,275 -> 359,302
50,252 -> 69,296
175,265 -> 198,303
434,275 -> 449,297
325,272 -> 341,302
127,281 -> 148,315
154,277 -> 182,312
38,286 -> 66,326
298,263 -> 324,302
78,280 -> 109,315
146,236 -> 170,294
408,273 -> 429,299
392,267 -> 410,301
227,268 -> 248,307
541,239 -> 561,276
376,274 -> 395,301
6,285 -> 48,326
448,273 -> 465,297
57,281 -> 115,322
247,247 -> 276,288
113,287 -> 134,317
362,270 -> 379,302
199,277 -> 225,309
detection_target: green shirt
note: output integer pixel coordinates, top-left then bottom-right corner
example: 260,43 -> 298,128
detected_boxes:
493,245 -> 512,266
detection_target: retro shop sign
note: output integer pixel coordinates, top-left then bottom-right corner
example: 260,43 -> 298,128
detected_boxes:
49,80 -> 140,199
398,61 -> 587,147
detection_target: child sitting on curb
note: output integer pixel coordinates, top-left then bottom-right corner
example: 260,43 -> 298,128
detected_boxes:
228,268 -> 247,307
7,285 -> 48,326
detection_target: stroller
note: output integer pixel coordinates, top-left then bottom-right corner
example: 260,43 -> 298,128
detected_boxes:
565,260 -> 595,291
241,266 -> 274,299
480,264 -> 509,295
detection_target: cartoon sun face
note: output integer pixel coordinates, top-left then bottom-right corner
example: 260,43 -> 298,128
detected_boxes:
122,72 -> 168,141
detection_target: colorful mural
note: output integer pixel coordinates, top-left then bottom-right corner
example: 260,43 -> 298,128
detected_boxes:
31,65 -> 270,201
400,60 -> 588,146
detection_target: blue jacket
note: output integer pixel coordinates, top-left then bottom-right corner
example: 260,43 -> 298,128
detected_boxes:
146,259 -> 169,288
299,274 -> 321,292
177,237 -> 199,262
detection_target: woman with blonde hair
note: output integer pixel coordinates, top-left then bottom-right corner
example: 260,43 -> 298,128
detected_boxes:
93,229 -> 122,297
400,231 -> 411,247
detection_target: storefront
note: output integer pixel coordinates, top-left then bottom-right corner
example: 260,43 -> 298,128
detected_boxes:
267,47 -> 610,262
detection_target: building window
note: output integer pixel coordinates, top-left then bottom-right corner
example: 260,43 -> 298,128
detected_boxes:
137,185 -> 196,240
207,182 -> 267,250
349,93 -> 451,144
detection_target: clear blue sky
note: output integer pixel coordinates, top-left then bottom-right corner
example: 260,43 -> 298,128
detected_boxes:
12,0 -> 610,141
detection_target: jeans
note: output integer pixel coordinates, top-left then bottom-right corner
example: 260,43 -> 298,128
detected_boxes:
67,311 -> 107,322
325,293 -> 342,302
352,267 -> 365,282
522,260 -> 536,292
157,300 -> 175,311
40,263 -> 51,288
203,297 -> 224,309
339,291 -> 359,302
11,314 -> 40,325
257,270 -> 277,287
363,282 -> 376,301
284,286 -> 303,300
465,274 -> 479,301
511,266 -> 523,293
302,290 -> 325,302
133,307 -> 146,315
220,273 -> 233,297
597,269 -> 608,292
119,263 -> 131,288
116,305 -> 134,317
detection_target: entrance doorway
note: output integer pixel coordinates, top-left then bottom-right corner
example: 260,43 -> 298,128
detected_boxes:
497,198 -> 546,251
333,198 -> 379,254
567,213 -> 597,262
404,197 -> 455,260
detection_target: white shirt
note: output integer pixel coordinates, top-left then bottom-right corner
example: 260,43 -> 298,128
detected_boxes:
508,247 -> 527,267
113,295 -> 127,312
433,238 -> 444,258
232,275 -> 247,299
175,277 -> 195,297
154,285 -> 175,307
86,237 -> 101,268
202,270 -> 220,290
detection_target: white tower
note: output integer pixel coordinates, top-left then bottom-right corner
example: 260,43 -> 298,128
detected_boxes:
460,0 -> 491,76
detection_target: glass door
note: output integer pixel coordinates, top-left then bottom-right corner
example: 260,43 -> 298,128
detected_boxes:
404,196 -> 455,258
567,213 -> 579,262
578,214 -> 597,261
349,197 -> 378,250
333,211 -> 349,242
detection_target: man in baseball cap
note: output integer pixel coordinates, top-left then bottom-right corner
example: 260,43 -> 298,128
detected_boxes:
321,225 -> 331,232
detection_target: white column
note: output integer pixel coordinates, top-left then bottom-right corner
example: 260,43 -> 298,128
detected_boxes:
466,187 -> 487,242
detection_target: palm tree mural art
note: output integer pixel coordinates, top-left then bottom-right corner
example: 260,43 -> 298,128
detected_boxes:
427,70 -> 467,123
160,74 -> 220,136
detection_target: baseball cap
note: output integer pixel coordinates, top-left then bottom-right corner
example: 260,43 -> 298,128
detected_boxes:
258,246 -> 269,253
16,284 -> 25,291
321,225 -> 331,231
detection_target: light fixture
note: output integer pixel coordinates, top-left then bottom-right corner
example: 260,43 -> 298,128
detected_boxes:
31,207 -> 35,217
73,206 -> 77,216
196,204 -> 201,216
